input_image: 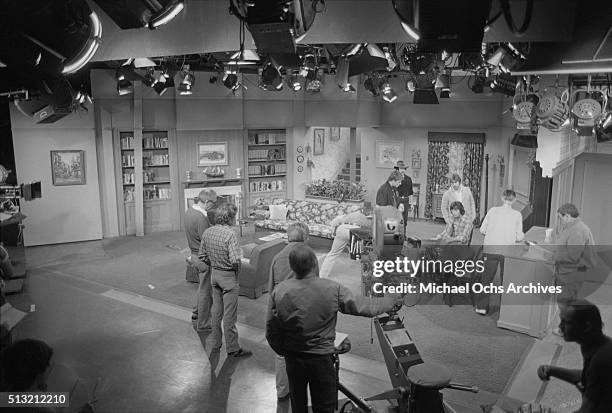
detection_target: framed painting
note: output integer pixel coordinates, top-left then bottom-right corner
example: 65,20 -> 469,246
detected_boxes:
375,141 -> 404,168
330,127 -> 340,142
197,142 -> 228,166
51,150 -> 85,186
412,158 -> 422,170
313,128 -> 325,155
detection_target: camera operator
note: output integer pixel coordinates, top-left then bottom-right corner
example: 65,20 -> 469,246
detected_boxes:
266,245 -> 403,413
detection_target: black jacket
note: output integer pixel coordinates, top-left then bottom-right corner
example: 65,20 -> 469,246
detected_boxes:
376,182 -> 397,207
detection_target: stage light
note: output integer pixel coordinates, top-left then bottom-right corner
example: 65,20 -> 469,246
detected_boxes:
299,53 -> 317,77
260,63 -> 283,91
490,73 -> 517,96
116,69 -> 126,81
144,68 -> 157,87
383,47 -> 397,71
287,75 -> 302,91
336,56 -> 350,90
177,83 -> 192,95
381,83 -> 398,103
117,79 -> 133,96
179,66 -> 195,87
406,80 -> 416,92
153,80 -> 168,95
223,73 -> 239,91
149,0 -> 185,29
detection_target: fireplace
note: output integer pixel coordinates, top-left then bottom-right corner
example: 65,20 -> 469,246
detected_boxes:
183,179 -> 244,222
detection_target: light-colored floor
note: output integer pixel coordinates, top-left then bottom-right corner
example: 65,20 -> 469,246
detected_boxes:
5,222 -> 611,413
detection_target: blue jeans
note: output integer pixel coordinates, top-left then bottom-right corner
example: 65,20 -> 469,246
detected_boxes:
209,269 -> 240,353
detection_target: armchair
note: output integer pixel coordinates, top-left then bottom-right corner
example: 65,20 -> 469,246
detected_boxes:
239,239 -> 287,299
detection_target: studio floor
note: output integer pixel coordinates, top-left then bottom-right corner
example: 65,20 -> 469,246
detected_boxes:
5,221 -> 612,413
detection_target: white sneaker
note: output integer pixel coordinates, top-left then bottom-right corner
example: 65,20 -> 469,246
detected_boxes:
474,308 -> 487,315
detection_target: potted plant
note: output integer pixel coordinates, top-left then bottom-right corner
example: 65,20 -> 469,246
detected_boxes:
305,179 -> 365,203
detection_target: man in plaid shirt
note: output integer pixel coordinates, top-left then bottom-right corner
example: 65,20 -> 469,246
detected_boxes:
199,203 -> 251,358
434,201 -> 473,244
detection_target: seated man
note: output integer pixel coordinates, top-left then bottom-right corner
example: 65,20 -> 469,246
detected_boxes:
319,211 -> 371,278
537,300 -> 612,412
433,201 -> 473,245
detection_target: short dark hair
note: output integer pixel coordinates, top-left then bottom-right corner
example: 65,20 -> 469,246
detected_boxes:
450,173 -> 462,184
1,339 -> 53,391
289,245 -> 318,278
387,171 -> 403,183
450,201 -> 465,215
558,203 -> 579,218
502,189 -> 516,201
214,203 -> 237,225
567,299 -> 603,333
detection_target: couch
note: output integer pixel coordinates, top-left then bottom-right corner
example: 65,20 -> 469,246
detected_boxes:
239,238 -> 287,299
253,198 -> 364,239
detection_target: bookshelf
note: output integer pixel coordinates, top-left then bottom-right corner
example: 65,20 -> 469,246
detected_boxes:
115,130 -> 179,235
246,129 -> 287,206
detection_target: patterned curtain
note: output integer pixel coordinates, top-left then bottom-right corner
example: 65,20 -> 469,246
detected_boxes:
462,142 -> 485,223
425,141 -> 450,218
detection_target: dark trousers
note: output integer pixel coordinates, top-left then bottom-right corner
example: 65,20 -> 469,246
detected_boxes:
473,258 -> 500,310
285,353 -> 336,413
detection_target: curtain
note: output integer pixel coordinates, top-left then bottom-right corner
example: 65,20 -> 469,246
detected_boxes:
462,142 -> 484,222
424,141 -> 450,218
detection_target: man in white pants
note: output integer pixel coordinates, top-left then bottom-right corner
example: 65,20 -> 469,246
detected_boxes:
319,211 -> 371,278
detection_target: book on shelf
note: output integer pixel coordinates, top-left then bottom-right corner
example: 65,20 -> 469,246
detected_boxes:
122,153 -> 135,167
143,154 -> 169,166
248,148 -> 286,160
123,171 -> 135,184
247,163 -> 287,176
124,188 -> 135,202
143,135 -> 169,149
250,132 -> 286,145
249,180 -> 284,193
120,135 -> 134,149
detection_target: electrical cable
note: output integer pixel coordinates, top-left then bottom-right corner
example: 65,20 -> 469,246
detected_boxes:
499,0 -> 534,37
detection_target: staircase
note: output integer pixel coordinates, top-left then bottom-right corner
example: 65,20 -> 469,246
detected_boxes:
337,155 -> 361,183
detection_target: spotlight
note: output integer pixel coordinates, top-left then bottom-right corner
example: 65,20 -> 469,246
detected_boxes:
260,63 -> 283,91
149,0 -> 185,29
180,67 -> 195,86
223,73 -> 239,91
299,53 -> 317,77
381,83 -> 398,103
116,69 -> 126,81
490,74 -> 517,96
383,47 -> 397,71
287,75 -> 302,91
153,81 -> 168,96
117,79 -> 133,96
306,69 -> 323,93
229,49 -> 260,66
177,83 -> 193,95
406,80 -> 416,92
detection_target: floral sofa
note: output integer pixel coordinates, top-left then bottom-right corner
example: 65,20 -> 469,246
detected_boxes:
253,198 -> 364,239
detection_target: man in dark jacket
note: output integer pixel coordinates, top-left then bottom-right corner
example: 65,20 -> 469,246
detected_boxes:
376,170 -> 403,208
184,190 -> 217,332
266,245 -> 402,413
395,161 -> 413,228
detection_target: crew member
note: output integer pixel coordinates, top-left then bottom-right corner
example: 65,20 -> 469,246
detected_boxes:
319,211 -> 371,279
552,203 -> 596,305
185,190 -> 217,332
268,222 -> 312,402
266,245 -> 402,413
199,203 -> 251,358
475,189 -> 524,315
537,300 -> 612,412
441,174 -> 476,225
376,170 -> 403,209
395,161 -> 413,229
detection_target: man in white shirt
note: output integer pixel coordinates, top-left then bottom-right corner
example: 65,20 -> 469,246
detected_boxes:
441,174 -> 476,224
473,189 -> 524,315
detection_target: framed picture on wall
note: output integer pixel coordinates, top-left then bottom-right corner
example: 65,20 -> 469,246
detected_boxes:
50,150 -> 85,186
197,142 -> 228,166
412,158 -> 421,169
313,128 -> 325,155
375,141 -> 404,168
